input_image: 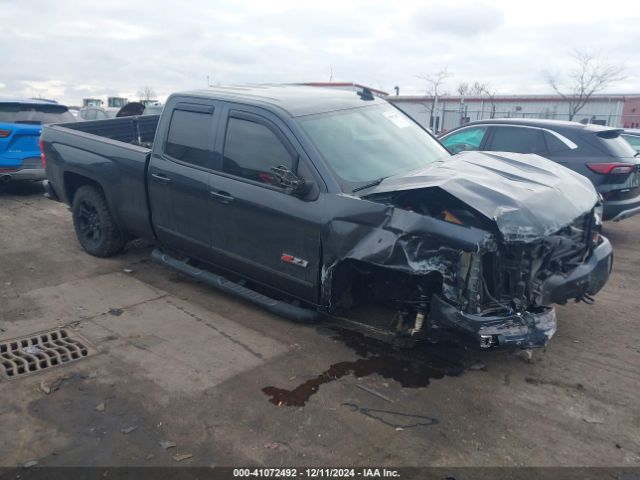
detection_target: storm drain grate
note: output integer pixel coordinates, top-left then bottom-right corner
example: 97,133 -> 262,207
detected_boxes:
0,328 -> 90,379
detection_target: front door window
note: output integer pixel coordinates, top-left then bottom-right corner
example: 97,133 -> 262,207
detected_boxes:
441,127 -> 488,154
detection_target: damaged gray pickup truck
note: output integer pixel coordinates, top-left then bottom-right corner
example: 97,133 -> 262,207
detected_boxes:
41,85 -> 613,350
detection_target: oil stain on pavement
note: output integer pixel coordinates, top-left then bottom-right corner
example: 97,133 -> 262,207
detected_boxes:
262,328 -> 473,407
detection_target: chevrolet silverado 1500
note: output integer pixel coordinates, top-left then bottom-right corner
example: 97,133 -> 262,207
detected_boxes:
41,86 -> 613,349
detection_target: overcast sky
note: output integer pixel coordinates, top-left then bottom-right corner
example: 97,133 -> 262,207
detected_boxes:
1,0 -> 639,105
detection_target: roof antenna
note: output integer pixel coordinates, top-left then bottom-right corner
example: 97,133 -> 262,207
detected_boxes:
357,87 -> 375,101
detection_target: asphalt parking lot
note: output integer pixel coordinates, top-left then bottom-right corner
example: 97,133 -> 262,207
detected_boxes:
1,181 -> 639,468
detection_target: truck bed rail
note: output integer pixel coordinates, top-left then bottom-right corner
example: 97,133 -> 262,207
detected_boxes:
60,115 -> 159,147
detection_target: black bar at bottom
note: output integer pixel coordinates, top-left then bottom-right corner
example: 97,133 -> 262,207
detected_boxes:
1,467 -> 639,480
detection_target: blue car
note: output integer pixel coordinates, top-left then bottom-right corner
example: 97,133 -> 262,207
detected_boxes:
0,99 -> 75,183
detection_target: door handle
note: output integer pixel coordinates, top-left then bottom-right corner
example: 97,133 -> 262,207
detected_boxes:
151,173 -> 172,184
210,190 -> 234,204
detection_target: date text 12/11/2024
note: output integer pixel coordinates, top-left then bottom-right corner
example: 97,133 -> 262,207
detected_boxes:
232,468 -> 401,478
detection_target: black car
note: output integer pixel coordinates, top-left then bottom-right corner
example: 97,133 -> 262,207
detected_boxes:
439,119 -> 640,221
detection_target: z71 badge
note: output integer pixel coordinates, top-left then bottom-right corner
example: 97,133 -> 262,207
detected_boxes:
280,253 -> 309,268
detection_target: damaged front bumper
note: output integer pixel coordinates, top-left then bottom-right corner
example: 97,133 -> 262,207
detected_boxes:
430,294 -> 557,349
537,236 -> 613,305
429,236 -> 613,349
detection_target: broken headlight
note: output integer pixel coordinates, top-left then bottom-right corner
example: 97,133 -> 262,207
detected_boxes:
593,204 -> 603,228
592,203 -> 603,244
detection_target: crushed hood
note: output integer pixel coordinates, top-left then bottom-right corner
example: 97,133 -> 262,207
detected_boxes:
365,151 -> 598,242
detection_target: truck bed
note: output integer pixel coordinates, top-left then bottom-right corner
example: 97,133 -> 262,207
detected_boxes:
42,116 -> 161,242
61,115 -> 160,148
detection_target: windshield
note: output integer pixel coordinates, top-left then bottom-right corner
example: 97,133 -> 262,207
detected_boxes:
0,103 -> 75,124
298,105 -> 449,191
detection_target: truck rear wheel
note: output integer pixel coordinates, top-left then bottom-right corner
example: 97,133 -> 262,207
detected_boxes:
71,185 -> 126,257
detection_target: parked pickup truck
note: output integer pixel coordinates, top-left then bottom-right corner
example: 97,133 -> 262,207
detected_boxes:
41,86 -> 613,349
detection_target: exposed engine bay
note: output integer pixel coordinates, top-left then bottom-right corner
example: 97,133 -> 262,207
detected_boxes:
319,152 -> 612,349
325,190 -> 602,348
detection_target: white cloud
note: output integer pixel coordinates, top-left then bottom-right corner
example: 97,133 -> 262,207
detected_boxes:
1,0 -> 639,104
412,2 -> 505,37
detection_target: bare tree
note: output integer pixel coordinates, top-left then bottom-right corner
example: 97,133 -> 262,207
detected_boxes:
545,50 -> 625,121
484,86 -> 498,119
456,82 -> 470,97
470,83 -> 498,118
455,82 -> 498,120
137,86 -> 156,102
417,68 -> 451,98
416,68 -> 451,132
456,81 -> 488,97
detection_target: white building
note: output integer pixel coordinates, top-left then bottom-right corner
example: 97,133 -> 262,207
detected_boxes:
388,94 -> 640,133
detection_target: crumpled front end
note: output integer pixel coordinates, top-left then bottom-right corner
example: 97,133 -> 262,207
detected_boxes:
429,209 -> 612,348
321,152 -> 613,350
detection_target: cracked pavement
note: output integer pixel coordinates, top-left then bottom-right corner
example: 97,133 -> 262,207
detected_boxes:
1,182 -> 639,467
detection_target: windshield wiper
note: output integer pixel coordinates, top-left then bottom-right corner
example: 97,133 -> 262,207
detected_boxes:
352,177 -> 385,193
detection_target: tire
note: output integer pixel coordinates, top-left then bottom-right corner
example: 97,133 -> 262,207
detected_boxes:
71,185 -> 126,257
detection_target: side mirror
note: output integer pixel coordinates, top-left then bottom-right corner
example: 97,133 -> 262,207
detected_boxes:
270,165 -> 312,196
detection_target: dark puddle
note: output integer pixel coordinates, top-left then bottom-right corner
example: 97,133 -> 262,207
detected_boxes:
262,328 -> 474,407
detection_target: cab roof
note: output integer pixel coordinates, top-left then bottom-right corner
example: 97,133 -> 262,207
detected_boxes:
177,85 -> 385,117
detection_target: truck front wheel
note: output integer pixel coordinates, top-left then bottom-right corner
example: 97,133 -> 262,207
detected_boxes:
71,185 -> 126,257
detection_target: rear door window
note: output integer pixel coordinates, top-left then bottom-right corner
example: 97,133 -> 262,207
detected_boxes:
165,109 -> 214,168
221,116 -> 293,186
441,126 -> 488,154
488,126 -> 547,155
